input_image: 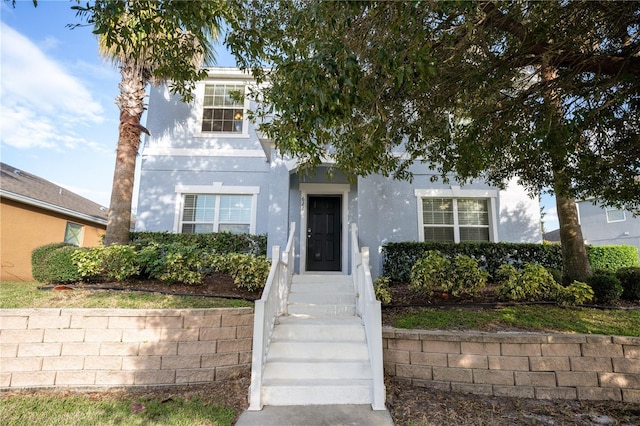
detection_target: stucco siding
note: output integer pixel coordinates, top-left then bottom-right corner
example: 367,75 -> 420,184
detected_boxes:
578,201 -> 640,258
0,200 -> 105,281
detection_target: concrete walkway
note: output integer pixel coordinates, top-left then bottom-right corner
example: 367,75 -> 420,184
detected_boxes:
235,405 -> 394,426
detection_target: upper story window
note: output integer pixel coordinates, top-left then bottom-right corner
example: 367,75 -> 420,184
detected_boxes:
201,84 -> 245,133
64,222 -> 83,246
605,207 -> 626,223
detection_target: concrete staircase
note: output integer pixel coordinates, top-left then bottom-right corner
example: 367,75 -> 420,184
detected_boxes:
260,274 -> 374,406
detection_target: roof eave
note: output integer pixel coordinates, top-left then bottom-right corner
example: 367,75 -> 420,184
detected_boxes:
0,190 -> 108,226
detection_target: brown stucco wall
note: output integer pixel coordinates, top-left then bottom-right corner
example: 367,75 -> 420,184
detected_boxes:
0,199 -> 106,281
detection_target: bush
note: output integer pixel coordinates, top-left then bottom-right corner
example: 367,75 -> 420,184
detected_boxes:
373,276 -> 392,305
33,245 -> 82,284
616,267 -> 640,301
496,263 -> 557,302
138,243 -> 207,285
32,242 -> 74,282
221,253 -> 270,291
587,245 -> 639,271
586,271 -> 623,304
448,255 -> 488,297
72,247 -> 105,280
73,245 -> 140,282
555,281 -> 595,306
383,241 -> 562,282
131,231 -> 267,256
410,251 -> 452,297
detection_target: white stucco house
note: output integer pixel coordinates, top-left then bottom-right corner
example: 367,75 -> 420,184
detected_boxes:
135,67 -> 542,278
134,67 -> 542,411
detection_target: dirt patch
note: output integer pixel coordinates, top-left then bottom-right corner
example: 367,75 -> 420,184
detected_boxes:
63,273 -> 263,301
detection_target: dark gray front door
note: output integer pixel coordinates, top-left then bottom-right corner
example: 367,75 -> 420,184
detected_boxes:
306,195 -> 341,271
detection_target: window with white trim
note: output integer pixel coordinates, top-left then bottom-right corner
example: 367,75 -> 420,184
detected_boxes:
201,84 -> 245,133
420,198 -> 490,242
605,207 -> 626,223
181,194 -> 253,234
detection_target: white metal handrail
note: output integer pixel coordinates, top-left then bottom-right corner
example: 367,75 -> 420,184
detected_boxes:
351,223 -> 386,410
248,222 -> 296,410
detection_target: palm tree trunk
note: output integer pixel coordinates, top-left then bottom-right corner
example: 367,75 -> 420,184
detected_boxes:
104,62 -> 149,246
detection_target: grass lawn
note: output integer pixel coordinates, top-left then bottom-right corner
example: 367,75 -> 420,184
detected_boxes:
0,282 -> 253,310
0,391 -> 236,426
391,305 -> 640,336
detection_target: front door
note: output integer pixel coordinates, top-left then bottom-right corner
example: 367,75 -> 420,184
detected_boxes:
306,195 -> 341,271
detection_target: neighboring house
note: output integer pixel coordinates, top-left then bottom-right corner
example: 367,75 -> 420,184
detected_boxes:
135,67 -> 542,278
577,201 -> 640,259
0,162 -> 108,281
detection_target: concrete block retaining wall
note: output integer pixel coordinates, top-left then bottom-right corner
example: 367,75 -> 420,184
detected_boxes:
2,309 -> 638,404
0,308 -> 253,389
383,327 -> 640,403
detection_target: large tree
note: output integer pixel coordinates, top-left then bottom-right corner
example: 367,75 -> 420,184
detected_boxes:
73,0 -> 231,245
227,0 -> 640,282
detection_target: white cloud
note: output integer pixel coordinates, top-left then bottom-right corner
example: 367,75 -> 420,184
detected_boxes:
544,206 -> 560,232
0,22 -> 105,149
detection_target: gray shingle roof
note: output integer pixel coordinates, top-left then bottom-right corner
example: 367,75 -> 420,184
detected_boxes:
0,162 -> 108,225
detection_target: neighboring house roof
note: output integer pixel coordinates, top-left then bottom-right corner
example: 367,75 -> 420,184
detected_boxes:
0,162 -> 108,225
543,228 -> 561,243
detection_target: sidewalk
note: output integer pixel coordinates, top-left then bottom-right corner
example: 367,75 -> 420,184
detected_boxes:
235,405 -> 394,426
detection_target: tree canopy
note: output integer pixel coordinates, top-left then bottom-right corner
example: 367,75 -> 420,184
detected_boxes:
71,0 -> 232,245
228,0 -> 640,210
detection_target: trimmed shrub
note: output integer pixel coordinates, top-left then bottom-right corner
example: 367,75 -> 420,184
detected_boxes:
130,231 -> 267,256
33,245 -> 82,284
32,242 -> 74,282
586,270 -> 623,303
373,276 -> 392,305
587,245 -> 639,271
496,263 -> 557,302
383,241 -> 562,282
222,253 -> 270,291
73,245 -> 140,282
555,281 -> 594,306
138,243 -> 207,285
616,267 -> 640,301
410,250 -> 452,297
449,255 -> 488,297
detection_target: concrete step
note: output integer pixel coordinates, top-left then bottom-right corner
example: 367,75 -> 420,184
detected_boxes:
292,274 -> 352,284
263,361 -> 372,381
287,302 -> 356,316
261,379 -> 373,406
267,341 -> 369,361
288,291 -> 356,305
273,316 -> 365,341
290,282 -> 354,294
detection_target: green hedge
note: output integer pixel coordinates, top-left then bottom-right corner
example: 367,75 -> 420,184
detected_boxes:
382,241 -> 640,282
31,243 -> 82,284
382,242 -> 562,281
587,245 -> 639,271
130,231 -> 267,256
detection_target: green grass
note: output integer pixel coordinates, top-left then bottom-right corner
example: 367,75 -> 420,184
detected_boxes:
0,393 -> 235,426
394,305 -> 640,336
0,282 -> 253,309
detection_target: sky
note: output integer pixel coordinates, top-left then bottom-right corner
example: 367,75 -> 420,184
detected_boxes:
0,0 -> 560,231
